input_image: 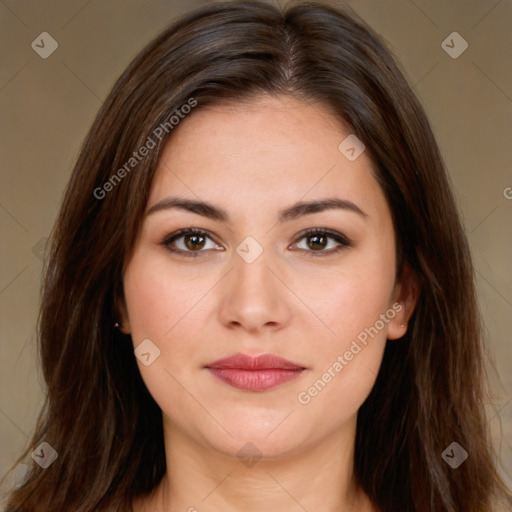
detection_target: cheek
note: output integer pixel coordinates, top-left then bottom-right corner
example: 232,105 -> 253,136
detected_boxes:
122,248 -> 219,404
123,248 -> 211,341
122,251 -> 211,425
329,272 -> 394,348
295,244 -> 396,353
293,272 -> 393,420
292,242 -> 395,411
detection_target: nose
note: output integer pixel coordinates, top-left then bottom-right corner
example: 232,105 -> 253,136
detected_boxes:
217,247 -> 292,334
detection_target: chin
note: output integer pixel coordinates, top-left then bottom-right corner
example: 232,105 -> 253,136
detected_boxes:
199,420 -> 308,461
215,436 -> 299,463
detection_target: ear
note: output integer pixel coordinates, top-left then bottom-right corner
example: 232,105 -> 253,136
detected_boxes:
116,289 -> 132,335
386,261 -> 420,340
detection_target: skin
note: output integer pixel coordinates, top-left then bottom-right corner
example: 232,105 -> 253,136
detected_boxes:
121,94 -> 419,512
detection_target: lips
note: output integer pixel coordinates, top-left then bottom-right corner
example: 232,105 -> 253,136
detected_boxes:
205,353 -> 306,392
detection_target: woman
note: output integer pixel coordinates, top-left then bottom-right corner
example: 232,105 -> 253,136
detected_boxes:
3,1 -> 511,511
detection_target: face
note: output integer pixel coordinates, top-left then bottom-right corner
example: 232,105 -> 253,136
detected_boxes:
120,94 -> 416,460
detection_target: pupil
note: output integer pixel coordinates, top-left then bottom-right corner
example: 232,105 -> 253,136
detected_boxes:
308,234 -> 326,250
185,234 -> 205,250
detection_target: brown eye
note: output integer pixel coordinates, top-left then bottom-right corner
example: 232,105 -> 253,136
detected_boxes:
306,233 -> 328,251
183,233 -> 206,251
161,228 -> 223,257
292,229 -> 352,256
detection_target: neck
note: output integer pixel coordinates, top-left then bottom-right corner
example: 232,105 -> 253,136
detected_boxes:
135,414 -> 377,512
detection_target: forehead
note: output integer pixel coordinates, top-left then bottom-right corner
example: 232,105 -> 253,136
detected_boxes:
148,94 -> 389,224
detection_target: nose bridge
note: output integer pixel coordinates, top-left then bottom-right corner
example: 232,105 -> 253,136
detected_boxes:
232,242 -> 278,301
231,233 -> 274,288
218,237 -> 290,331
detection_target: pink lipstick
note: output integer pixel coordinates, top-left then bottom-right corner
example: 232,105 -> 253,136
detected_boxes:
205,353 -> 305,392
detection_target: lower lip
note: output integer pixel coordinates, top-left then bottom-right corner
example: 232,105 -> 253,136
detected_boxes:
207,368 -> 304,391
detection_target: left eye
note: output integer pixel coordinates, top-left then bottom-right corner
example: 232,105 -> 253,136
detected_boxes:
161,228 -> 351,257
290,229 -> 352,256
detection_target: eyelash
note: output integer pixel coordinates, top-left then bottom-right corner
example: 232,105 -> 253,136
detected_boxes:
160,228 -> 352,258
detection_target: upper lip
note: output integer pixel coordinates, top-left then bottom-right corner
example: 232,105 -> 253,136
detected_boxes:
205,353 -> 305,370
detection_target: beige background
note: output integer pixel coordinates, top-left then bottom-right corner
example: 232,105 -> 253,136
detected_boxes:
1,0 -> 511,502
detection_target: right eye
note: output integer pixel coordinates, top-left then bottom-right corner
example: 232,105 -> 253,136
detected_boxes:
160,228 -> 224,257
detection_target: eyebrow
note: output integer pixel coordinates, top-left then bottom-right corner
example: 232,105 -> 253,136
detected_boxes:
146,196 -> 368,223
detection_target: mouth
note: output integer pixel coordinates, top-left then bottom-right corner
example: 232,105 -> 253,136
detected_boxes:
204,353 -> 306,392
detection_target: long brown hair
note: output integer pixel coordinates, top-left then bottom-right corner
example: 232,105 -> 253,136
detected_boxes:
3,1 -> 510,510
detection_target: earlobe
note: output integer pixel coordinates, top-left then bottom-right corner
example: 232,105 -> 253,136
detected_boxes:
115,321 -> 131,336
115,291 -> 131,335
387,262 -> 420,340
